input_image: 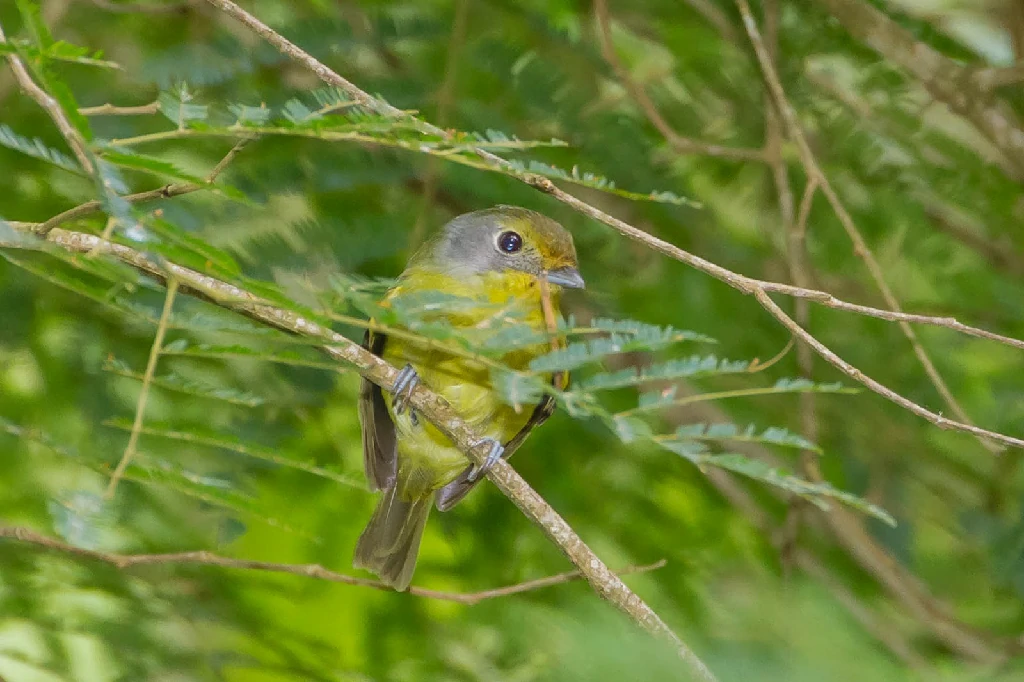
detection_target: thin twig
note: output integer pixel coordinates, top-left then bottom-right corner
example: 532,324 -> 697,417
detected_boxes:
106,278 -> 178,497
594,0 -> 765,162
206,138 -> 252,182
81,101 -> 160,116
746,337 -> 793,373
33,141 -> 250,235
734,0 -> 1006,456
0,22 -> 94,174
0,525 -> 664,605
90,0 -> 197,13
12,221 -> 719,682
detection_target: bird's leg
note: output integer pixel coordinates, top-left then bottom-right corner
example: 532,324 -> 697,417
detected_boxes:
466,437 -> 505,482
392,364 -> 420,416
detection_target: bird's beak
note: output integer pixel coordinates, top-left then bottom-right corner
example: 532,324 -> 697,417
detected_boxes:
545,266 -> 586,289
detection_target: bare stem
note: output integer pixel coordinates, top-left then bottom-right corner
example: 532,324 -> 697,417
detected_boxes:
0,22 -> 94,174
106,279 -> 178,497
0,525 -> 664,605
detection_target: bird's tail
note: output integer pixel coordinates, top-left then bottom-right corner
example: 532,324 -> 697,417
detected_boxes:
353,484 -> 431,591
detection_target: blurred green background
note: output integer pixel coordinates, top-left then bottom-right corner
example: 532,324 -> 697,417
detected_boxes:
1,0 -> 1023,680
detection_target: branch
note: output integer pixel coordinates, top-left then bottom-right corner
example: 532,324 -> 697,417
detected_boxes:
106,279 -> 178,497
807,0 -> 1024,180
90,0 -> 197,14
80,100 -> 160,116
197,0 -> 1024,453
972,63 -> 1024,92
0,22 -> 94,174
734,0 -> 1008,455
595,0 -> 765,162
4,222 -> 718,682
0,526 -> 664,606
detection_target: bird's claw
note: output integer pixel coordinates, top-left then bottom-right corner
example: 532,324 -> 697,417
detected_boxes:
467,437 -> 504,482
392,364 -> 420,416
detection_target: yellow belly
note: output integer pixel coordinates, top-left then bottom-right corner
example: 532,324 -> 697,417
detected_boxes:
380,269 -> 554,500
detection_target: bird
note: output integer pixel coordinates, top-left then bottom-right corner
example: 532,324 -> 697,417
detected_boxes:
353,205 -> 585,591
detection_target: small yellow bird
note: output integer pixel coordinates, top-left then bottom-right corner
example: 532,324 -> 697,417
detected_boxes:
353,205 -> 584,590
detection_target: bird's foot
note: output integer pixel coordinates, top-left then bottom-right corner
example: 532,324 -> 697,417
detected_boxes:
467,437 -> 505,482
392,364 -> 420,416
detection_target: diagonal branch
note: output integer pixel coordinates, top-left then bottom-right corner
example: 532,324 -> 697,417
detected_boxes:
0,21 -> 94,174
4,222 -> 718,682
0,526 -> 664,606
106,279 -> 178,497
199,0 -> 1024,452
733,0 -> 1005,455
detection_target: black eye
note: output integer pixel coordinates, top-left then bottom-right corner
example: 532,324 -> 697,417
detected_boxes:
497,230 -> 523,254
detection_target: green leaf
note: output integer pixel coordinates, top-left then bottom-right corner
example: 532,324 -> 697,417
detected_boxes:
501,159 -> 701,206
0,251 -> 143,315
158,87 -> 208,126
529,323 -> 709,373
491,369 -> 546,408
0,123 -> 80,171
102,418 -> 364,488
587,318 -> 716,345
44,40 -> 120,69
580,355 -> 749,391
144,216 -> 242,277
161,342 -> 341,371
696,454 -> 896,527
128,453 -> 317,538
15,0 -> 54,49
668,423 -> 821,452
0,218 -> 43,248
228,102 -> 272,125
99,149 -> 207,184
609,414 -> 654,443
104,359 -> 267,407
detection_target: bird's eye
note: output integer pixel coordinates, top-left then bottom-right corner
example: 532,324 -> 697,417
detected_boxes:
497,230 -> 523,254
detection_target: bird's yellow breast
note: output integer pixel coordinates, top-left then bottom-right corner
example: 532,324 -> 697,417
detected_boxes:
380,267 -> 555,498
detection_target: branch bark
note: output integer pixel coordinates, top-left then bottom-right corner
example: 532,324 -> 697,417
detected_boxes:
0,21 -> 94,174
5,222 -> 718,682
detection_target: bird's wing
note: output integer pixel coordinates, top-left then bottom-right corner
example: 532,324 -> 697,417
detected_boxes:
359,329 -> 398,491
434,390 -> 557,512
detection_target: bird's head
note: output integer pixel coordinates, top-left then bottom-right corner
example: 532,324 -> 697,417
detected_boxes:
424,205 -> 584,289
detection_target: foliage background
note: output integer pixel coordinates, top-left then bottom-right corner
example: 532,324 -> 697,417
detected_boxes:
1,0 -> 1023,680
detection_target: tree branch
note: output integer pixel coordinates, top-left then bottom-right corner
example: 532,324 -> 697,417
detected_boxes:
80,100 -> 160,116
106,279 -> 178,497
3,222 -> 718,682
734,0 -> 1007,455
0,21 -> 94,174
0,525 -> 664,606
